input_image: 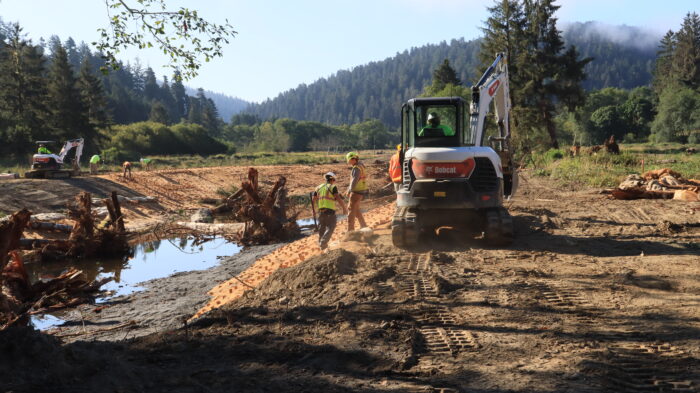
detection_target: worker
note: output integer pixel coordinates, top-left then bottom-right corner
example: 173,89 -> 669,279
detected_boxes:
37,143 -> 51,155
389,144 -> 403,192
140,157 -> 153,171
312,172 -> 348,250
122,161 -> 132,179
418,112 -> 455,136
345,151 -> 368,231
89,154 -> 101,174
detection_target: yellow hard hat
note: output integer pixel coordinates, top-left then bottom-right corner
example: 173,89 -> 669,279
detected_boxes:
345,151 -> 359,162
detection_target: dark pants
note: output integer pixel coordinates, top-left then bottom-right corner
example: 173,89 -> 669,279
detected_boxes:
318,209 -> 337,249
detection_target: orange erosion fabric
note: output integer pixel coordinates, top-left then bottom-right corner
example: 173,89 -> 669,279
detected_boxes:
190,202 -> 395,320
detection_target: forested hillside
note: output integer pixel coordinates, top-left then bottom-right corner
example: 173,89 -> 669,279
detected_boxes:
245,24 -> 660,128
562,22 -> 657,90
0,24 -> 228,162
185,87 -> 248,123
246,39 -> 481,128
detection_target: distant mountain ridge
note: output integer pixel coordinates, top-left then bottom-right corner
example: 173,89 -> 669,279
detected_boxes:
185,87 -> 248,122
245,22 -> 661,128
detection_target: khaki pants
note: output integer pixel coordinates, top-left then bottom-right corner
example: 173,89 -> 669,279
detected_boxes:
348,192 -> 367,231
89,163 -> 98,174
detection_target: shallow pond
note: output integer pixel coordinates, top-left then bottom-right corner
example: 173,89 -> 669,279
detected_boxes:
27,236 -> 241,330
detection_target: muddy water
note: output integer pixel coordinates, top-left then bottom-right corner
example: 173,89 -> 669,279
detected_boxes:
27,236 -> 241,329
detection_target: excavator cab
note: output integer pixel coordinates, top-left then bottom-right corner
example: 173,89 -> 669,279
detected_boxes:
392,54 -> 517,248
25,138 -> 84,179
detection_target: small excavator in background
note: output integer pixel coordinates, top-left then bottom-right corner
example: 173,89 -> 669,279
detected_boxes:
25,138 -> 84,179
392,53 -> 518,247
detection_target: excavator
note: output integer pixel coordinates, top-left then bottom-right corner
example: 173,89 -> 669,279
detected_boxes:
25,138 -> 84,179
392,53 -> 518,247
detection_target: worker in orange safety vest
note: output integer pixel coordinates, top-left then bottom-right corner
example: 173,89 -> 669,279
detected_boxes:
388,144 -> 403,192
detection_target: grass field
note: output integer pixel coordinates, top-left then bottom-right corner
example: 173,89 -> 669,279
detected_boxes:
0,150 -> 391,176
526,143 -> 700,188
3,145 -> 698,191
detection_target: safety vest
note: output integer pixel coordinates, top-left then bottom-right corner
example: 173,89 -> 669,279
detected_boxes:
352,164 -> 368,192
90,155 -> 100,164
389,153 -> 402,183
38,147 -> 51,154
316,183 -> 337,210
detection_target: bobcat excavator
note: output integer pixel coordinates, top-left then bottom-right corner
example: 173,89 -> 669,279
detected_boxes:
392,53 -> 518,247
25,138 -> 84,179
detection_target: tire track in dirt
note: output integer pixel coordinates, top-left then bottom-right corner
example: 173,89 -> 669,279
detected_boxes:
514,268 -> 698,392
396,253 -> 479,357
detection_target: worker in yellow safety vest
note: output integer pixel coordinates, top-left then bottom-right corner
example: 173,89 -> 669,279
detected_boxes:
89,154 -> 101,174
312,172 -> 348,250
389,144 -> 403,192
345,151 -> 368,231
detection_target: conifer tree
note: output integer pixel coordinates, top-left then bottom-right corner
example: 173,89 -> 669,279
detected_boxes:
143,67 -> 160,101
77,58 -> 110,131
432,59 -> 462,90
672,12 -> 700,90
480,0 -> 589,148
170,71 -> 187,122
480,0 -> 527,105
46,44 -> 92,146
149,101 -> 170,124
0,24 -> 49,158
653,30 -> 677,95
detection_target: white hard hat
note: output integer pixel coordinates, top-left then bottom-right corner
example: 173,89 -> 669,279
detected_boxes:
325,171 -> 336,179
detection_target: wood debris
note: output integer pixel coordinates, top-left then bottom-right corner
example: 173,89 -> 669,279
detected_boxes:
1,192 -> 130,329
612,168 -> 700,201
209,168 -> 300,245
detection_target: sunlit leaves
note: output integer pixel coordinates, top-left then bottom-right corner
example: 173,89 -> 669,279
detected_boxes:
94,0 -> 236,80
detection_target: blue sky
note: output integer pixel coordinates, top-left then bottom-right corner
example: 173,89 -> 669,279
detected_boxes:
0,0 -> 697,102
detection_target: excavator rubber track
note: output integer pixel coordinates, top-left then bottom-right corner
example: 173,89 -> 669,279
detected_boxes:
392,206 -> 419,248
484,207 -> 514,246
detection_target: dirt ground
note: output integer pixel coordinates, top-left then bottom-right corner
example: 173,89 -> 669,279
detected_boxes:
0,159 -> 392,227
2,167 -> 700,392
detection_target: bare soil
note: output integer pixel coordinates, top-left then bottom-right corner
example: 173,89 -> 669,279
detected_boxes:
2,168 -> 699,392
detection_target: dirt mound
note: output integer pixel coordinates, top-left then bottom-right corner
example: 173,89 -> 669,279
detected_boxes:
253,249 -> 356,295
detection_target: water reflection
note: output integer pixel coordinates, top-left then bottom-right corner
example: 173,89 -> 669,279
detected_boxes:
26,236 -> 242,300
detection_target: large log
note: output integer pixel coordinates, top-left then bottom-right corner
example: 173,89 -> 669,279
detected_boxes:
0,209 -> 31,270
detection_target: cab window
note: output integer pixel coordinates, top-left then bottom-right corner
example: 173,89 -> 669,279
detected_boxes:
414,105 -> 459,147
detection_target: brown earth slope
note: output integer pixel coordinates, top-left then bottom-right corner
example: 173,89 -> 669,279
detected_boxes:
2,172 -> 699,392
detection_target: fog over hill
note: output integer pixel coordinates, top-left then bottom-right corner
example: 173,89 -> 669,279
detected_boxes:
241,22 -> 661,127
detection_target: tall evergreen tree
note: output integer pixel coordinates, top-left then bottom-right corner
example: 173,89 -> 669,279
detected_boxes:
159,76 -> 177,125
432,59 -> 462,90
653,30 -> 677,95
481,0 -> 589,148
480,0 -> 527,105
149,101 -> 170,124
0,23 -> 49,158
143,67 -> 160,101
46,44 -> 92,146
77,58 -> 110,131
672,12 -> 700,90
170,71 -> 187,122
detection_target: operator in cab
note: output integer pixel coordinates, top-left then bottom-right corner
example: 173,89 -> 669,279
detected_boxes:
37,143 -> 51,155
418,112 -> 455,137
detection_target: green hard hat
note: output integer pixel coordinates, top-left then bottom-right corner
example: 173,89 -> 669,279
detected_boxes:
346,151 -> 359,162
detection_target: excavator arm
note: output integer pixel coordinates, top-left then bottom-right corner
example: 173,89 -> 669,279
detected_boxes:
58,138 -> 85,168
469,53 -> 517,197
